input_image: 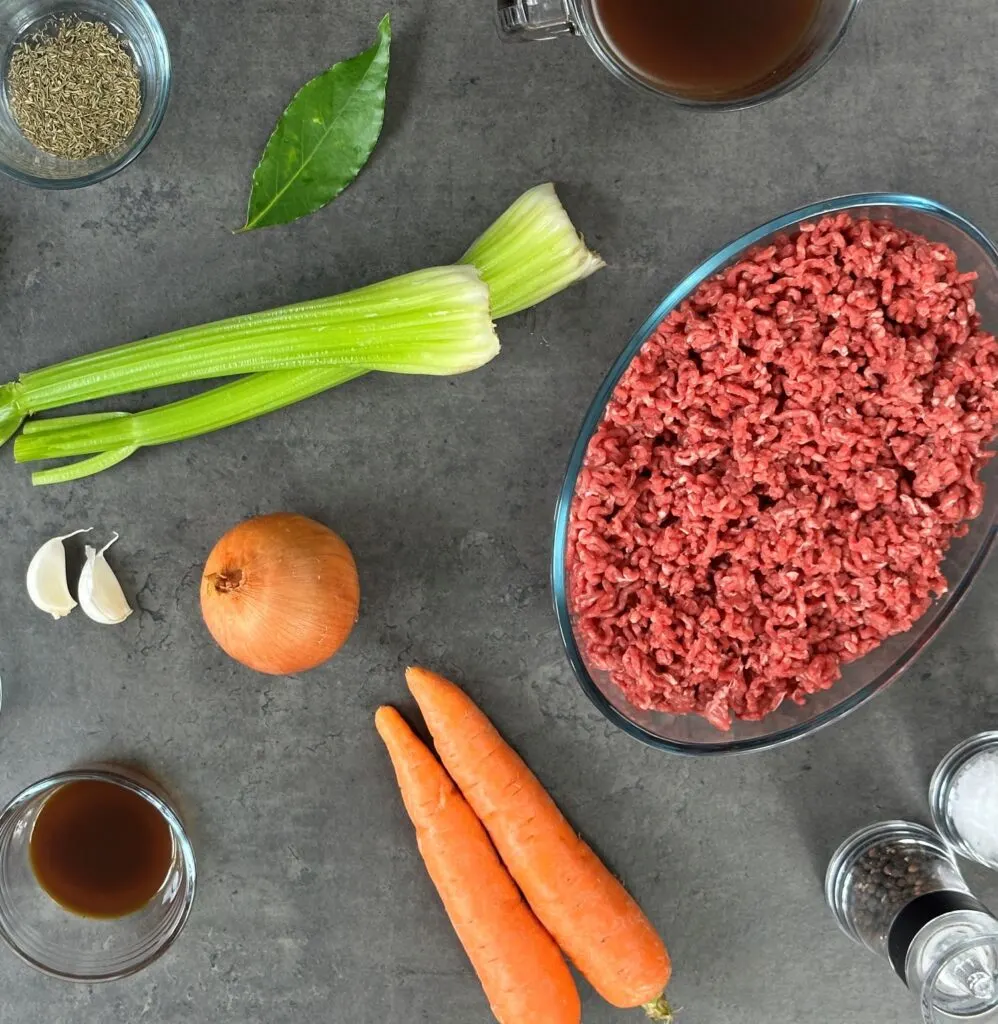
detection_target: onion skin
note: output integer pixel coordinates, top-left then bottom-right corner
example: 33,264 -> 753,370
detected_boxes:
201,513 -> 360,675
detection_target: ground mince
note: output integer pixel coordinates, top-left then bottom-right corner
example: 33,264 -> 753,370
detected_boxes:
568,214 -> 998,730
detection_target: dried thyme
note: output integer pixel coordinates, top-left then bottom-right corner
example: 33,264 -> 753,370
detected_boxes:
7,18 -> 141,160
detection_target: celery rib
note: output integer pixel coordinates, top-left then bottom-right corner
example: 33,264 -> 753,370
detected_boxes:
31,446 -> 138,486
16,368 -> 364,462
14,267 -> 497,412
21,410 -> 131,436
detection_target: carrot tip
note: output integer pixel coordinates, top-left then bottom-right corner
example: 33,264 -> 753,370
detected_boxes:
374,705 -> 399,734
644,996 -> 674,1023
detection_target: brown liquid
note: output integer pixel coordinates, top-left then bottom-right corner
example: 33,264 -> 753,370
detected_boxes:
29,780 -> 174,919
592,0 -> 822,98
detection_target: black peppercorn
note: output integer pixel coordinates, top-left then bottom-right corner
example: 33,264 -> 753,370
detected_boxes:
844,839 -> 962,951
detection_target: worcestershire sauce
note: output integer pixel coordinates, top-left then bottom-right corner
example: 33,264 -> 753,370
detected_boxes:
29,780 -> 174,918
592,0 -> 821,98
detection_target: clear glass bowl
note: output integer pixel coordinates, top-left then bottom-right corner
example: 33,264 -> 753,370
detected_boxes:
552,193 -> 998,755
0,0 -> 170,188
930,732 -> 998,870
0,767 -> 196,980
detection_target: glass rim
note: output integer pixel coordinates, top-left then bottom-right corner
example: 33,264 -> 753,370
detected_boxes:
573,0 -> 864,109
0,0 -> 172,190
0,767 -> 197,982
551,192 -> 998,757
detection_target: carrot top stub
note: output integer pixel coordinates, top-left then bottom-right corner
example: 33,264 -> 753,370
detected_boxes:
405,666 -> 673,1014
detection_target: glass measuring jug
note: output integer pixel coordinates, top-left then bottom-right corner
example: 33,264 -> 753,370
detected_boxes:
497,0 -> 862,108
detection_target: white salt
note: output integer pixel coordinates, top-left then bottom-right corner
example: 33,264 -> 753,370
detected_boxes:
949,751 -> 998,865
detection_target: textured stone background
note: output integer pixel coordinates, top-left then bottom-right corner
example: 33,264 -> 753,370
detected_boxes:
1,0 -> 997,1021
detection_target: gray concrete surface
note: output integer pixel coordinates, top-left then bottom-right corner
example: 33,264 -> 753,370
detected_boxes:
0,0 -> 996,1020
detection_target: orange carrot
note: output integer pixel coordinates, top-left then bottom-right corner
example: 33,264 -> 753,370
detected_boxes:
405,667 -> 673,1020
374,706 -> 581,1024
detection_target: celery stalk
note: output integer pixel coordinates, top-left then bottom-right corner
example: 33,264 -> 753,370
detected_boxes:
0,266 -> 496,439
13,184 -> 604,478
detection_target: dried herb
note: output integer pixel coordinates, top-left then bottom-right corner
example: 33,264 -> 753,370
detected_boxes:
7,17 -> 141,160
240,14 -> 390,232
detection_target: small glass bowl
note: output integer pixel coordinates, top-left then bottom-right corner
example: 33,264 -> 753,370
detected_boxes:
552,193 -> 998,755
930,732 -> 998,870
0,767 -> 196,981
0,0 -> 171,188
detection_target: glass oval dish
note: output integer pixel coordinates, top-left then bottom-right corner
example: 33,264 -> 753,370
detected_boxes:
552,193 -> 998,756
0,0 -> 171,188
0,767 -> 196,980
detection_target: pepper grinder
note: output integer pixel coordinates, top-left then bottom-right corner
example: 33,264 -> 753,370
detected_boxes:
826,820 -> 998,1022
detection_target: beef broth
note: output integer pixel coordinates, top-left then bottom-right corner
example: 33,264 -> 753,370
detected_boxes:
592,0 -> 822,98
29,779 -> 174,918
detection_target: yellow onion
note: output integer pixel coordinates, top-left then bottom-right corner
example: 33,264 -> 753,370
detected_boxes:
201,513 -> 360,674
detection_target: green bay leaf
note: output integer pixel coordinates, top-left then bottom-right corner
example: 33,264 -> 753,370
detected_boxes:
241,14 -> 390,232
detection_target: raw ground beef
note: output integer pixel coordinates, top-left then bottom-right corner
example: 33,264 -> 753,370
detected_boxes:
568,214 -> 998,731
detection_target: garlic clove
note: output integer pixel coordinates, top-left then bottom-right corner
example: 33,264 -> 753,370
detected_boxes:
78,534 -> 132,626
26,528 -> 92,619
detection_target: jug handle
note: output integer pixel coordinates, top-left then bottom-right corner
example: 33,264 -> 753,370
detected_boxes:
496,0 -> 576,41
